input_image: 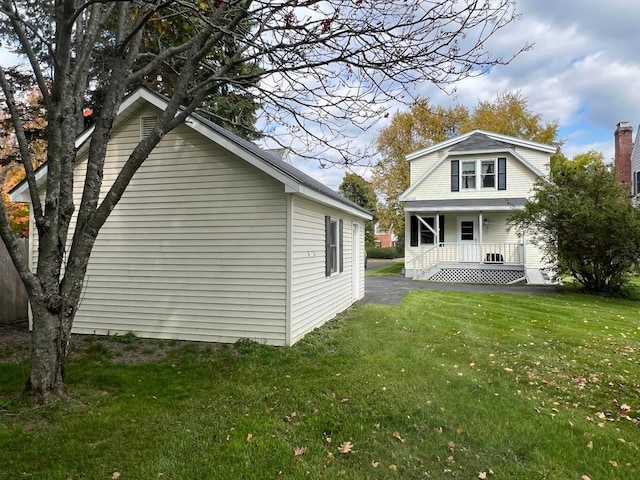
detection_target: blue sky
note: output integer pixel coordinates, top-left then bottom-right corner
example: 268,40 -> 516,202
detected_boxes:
264,0 -> 640,190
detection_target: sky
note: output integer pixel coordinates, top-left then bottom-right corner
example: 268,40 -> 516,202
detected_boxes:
267,0 -> 640,190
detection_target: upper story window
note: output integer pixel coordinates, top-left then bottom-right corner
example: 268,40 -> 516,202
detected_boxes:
451,158 -> 506,192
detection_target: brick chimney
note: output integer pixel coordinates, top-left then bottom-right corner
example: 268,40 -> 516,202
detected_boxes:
614,121 -> 633,192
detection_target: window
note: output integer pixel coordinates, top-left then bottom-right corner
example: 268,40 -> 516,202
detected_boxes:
481,160 -> 495,188
325,216 -> 343,276
451,158 -> 507,191
460,221 -> 474,241
634,171 -> 640,195
410,215 -> 445,247
461,161 -> 476,189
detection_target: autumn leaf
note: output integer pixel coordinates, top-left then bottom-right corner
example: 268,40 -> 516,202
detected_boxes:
447,441 -> 456,452
337,441 -> 353,454
294,446 -> 307,456
478,472 -> 487,480
246,433 -> 253,442
587,441 -> 593,450
112,473 -> 121,480
392,431 -> 406,443
581,476 -> 592,480
371,460 -> 380,468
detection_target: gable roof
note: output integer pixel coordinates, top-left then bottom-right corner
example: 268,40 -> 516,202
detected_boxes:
400,130 -> 554,201
406,129 -> 556,161
10,87 -> 371,220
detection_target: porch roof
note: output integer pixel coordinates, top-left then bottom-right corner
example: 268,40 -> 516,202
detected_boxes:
405,197 -> 527,212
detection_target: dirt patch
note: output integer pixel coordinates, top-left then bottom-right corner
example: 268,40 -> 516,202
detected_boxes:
0,321 -> 219,365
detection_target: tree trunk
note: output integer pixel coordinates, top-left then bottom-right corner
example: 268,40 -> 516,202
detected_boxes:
25,299 -> 70,404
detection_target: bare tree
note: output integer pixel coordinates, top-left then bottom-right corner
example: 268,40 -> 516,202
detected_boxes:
0,0 -> 527,404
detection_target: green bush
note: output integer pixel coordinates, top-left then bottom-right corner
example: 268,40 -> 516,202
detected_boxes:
365,246 -> 397,259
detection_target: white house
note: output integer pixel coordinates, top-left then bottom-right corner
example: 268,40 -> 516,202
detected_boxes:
399,130 -> 556,284
10,87 -> 371,346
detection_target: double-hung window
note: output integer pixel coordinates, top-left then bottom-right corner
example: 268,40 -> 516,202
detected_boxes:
325,216 -> 343,276
481,160 -> 496,188
451,158 -> 506,191
634,171 -> 640,196
461,161 -> 476,189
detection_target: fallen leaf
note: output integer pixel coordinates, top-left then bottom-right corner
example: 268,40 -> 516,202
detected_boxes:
389,464 -> 397,471
392,431 -> 406,443
478,472 -> 487,480
337,441 -> 353,454
371,460 -> 380,468
327,452 -> 334,460
587,441 -> 593,450
581,476 -> 591,480
446,456 -> 454,466
246,433 -> 253,442
294,446 -> 307,456
112,473 -> 121,480
609,460 -> 618,467
448,441 -> 456,452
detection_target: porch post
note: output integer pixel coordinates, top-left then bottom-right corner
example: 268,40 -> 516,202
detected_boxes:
435,213 -> 440,262
478,212 -> 483,263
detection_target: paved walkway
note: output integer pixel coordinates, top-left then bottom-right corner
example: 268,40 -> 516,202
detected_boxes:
361,274 -> 561,306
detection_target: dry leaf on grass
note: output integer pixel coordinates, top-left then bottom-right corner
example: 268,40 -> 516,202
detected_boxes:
371,460 -> 380,468
246,433 -> 253,442
112,473 -> 121,480
392,431 -> 406,443
337,441 -> 353,454
294,446 -> 307,456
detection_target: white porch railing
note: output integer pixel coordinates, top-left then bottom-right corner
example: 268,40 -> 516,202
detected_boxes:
410,242 -> 524,279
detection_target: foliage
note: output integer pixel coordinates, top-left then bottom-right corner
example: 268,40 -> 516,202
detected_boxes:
0,0 -> 527,404
509,154 -> 640,293
2,290 -> 640,478
373,92 -> 562,232
338,173 -> 377,245
365,246 -> 398,259
0,89 -> 48,237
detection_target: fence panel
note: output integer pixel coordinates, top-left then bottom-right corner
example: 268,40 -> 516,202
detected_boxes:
0,238 -> 28,323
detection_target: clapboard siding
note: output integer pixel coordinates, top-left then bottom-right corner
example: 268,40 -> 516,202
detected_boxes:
64,107 -> 289,345
410,154 -> 538,200
289,196 -> 363,343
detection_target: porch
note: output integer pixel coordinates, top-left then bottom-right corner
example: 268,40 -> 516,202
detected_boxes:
407,242 -> 526,284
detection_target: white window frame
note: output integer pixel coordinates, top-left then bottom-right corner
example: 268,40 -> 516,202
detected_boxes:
460,159 -> 498,191
330,219 -> 339,274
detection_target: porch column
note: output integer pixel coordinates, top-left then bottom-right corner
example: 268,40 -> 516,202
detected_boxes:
478,212 -> 483,262
435,213 -> 440,262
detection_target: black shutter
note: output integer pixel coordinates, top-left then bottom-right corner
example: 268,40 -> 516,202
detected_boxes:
325,216 -> 331,276
438,215 -> 445,244
498,157 -> 507,190
339,219 -> 344,273
451,160 -> 459,192
410,215 -> 419,247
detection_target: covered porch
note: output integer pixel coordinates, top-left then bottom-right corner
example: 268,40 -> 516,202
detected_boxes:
404,199 -> 531,284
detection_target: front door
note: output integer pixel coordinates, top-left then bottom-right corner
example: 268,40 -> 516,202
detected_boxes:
458,217 -> 479,262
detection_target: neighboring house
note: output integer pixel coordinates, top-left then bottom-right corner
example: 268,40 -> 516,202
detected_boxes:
10,87 -> 371,346
614,121 -> 635,195
374,224 -> 395,248
614,121 -> 640,203
399,130 -> 556,285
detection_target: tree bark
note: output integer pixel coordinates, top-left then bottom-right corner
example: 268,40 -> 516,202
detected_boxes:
25,299 -> 70,404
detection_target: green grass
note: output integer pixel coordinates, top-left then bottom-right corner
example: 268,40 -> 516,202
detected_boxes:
1,291 -> 640,479
366,261 -> 404,276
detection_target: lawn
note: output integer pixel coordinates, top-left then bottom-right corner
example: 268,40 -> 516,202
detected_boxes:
1,291 -> 639,479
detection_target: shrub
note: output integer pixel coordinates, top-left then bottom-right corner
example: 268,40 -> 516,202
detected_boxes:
366,246 -> 397,259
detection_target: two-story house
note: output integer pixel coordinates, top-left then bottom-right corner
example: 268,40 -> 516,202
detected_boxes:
399,130 -> 556,285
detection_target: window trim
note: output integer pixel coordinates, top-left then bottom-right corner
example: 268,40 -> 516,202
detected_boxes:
325,216 -> 343,276
452,158 -> 507,191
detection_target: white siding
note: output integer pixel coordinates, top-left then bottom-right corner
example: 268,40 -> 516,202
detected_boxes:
289,196 -> 364,344
410,150 -> 440,184
631,129 -> 640,197
409,154 -> 538,201
68,107 -> 289,345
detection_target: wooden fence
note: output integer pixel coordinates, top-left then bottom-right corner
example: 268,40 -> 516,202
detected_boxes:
1,238 -> 28,323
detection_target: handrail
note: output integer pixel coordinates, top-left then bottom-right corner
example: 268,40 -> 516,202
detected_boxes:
409,242 -> 524,279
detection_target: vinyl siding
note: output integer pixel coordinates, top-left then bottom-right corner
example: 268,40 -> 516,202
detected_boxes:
289,196 -> 364,344
409,154 -> 538,201
57,107 -> 289,345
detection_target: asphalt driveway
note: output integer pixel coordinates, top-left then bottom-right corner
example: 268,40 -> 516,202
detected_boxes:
361,272 -> 561,305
